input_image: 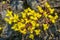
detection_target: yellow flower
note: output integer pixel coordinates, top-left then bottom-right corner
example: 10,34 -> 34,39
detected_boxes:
30,10 -> 35,14
20,19 -> 24,22
30,29 -> 34,33
28,8 -> 32,12
29,34 -> 34,40
11,24 -> 17,30
43,11 -> 48,17
18,22 -> 25,29
48,15 -> 53,19
24,9 -> 28,13
14,28 -> 19,31
48,14 -> 58,23
30,16 -> 34,20
28,27 -> 35,33
49,9 -> 54,14
54,13 -> 58,19
5,17 -> 13,24
28,27 -> 31,31
33,17 -> 38,20
50,13 -> 58,23
31,21 -> 36,27
50,19 -> 56,23
35,29 -> 41,35
33,13 -> 37,17
8,20 -> 12,24
27,13 -> 33,16
6,10 -> 13,16
22,13 -> 26,18
36,23 -> 40,27
32,26 -> 35,30
25,18 -> 30,24
36,13 -> 42,18
20,29 -> 27,34
13,14 -> 19,22
8,16 -> 13,24
43,24 -> 49,31
24,8 -> 35,16
37,6 -> 43,13
37,6 -> 42,10
45,2 -> 50,8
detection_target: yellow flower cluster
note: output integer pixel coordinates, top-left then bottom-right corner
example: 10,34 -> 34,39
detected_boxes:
45,2 -> 54,14
11,8 -> 41,35
21,8 -> 42,20
5,9 -> 19,24
4,2 -> 58,40
37,2 -> 58,24
37,2 -> 58,32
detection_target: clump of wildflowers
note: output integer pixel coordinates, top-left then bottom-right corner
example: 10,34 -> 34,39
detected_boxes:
11,8 -> 41,35
4,2 -> 58,40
